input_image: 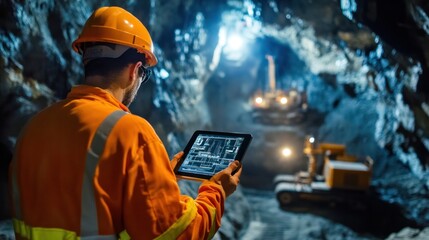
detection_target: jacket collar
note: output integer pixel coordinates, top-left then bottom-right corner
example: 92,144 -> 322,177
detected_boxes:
67,85 -> 130,112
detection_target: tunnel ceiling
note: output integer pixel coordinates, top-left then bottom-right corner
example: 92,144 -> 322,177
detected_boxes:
1,0 -> 429,238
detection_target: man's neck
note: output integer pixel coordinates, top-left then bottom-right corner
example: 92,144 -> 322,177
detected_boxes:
84,77 -> 124,103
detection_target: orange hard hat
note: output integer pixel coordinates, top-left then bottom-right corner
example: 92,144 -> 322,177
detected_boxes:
72,6 -> 157,67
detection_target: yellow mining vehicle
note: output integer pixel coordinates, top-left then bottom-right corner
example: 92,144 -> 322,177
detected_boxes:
250,55 -> 307,124
274,137 -> 373,209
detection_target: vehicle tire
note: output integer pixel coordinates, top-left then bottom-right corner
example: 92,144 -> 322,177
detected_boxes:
277,192 -> 295,205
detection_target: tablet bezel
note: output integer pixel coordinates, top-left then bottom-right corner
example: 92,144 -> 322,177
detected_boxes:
174,130 -> 252,181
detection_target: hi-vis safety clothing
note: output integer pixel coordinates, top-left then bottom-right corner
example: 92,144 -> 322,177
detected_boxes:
72,6 -> 158,67
10,85 -> 225,240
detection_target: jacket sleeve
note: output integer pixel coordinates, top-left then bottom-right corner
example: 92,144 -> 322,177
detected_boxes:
176,181 -> 225,240
122,137 -> 225,240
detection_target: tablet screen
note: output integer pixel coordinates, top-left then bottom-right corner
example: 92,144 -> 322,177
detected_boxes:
175,130 -> 252,180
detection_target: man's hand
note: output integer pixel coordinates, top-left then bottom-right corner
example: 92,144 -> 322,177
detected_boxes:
170,151 -> 184,170
210,160 -> 242,198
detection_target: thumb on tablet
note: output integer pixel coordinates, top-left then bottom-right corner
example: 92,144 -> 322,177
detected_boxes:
210,160 -> 242,198
224,160 -> 240,173
231,160 -> 242,176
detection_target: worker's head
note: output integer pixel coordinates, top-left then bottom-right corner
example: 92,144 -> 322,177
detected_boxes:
71,6 -> 157,106
72,6 -> 157,67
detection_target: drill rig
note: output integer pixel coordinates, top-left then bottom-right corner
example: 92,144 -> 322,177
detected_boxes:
250,55 -> 307,124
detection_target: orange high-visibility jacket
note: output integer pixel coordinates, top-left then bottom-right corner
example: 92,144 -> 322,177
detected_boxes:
9,85 -> 225,240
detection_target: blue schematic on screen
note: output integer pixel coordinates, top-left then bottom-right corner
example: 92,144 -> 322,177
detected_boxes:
178,134 -> 244,176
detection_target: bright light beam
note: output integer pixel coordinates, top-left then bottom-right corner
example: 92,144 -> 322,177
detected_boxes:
225,34 -> 245,52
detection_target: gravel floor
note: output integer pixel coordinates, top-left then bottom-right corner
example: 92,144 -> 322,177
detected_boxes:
240,188 -> 379,240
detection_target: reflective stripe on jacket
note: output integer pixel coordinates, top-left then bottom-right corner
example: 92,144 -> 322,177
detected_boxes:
9,85 -> 225,240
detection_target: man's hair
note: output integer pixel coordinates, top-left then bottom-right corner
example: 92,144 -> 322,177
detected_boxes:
83,42 -> 147,78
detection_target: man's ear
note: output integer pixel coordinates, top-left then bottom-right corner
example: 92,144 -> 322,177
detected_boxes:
127,61 -> 143,86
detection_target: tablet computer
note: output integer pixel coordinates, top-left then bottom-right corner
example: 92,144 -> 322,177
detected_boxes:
174,130 -> 253,181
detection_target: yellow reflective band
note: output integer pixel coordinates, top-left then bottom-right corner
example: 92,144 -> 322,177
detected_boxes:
118,230 -> 130,240
207,206 -> 217,239
13,218 -> 78,240
13,219 -> 118,240
154,197 -> 197,240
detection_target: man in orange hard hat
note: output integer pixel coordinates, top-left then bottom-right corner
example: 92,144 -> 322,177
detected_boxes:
10,6 -> 242,240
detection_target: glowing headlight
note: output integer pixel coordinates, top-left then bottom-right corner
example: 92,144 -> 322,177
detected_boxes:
280,97 -> 288,104
281,147 -> 292,157
308,137 -> 315,143
255,97 -> 263,104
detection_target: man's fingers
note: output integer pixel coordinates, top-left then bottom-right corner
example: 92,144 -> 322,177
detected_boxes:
170,151 -> 184,169
173,151 -> 184,161
210,160 -> 242,197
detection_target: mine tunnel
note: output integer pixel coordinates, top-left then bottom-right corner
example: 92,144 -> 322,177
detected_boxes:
1,0 -> 429,239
